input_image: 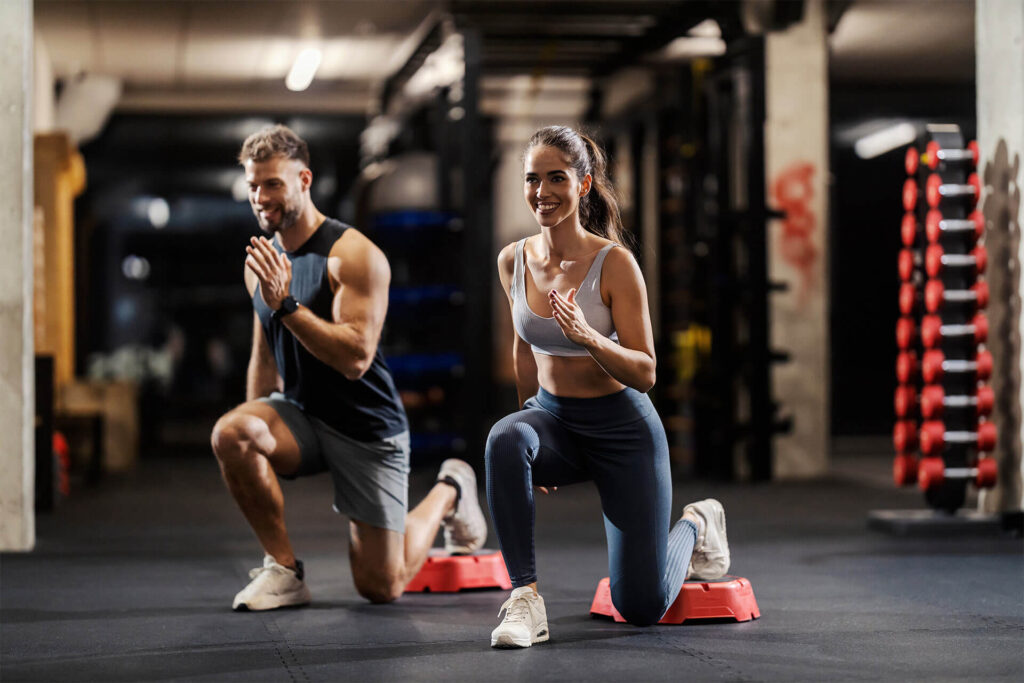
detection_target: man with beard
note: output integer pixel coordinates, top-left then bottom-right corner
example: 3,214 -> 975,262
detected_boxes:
211,124 -> 486,610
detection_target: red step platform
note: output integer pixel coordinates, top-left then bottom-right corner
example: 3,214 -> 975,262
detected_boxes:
589,576 -> 760,624
404,549 -> 512,593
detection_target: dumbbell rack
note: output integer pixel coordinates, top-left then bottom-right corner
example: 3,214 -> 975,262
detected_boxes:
894,124 -> 996,513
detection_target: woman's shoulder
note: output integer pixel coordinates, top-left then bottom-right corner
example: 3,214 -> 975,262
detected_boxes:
497,239 -> 521,263
600,240 -> 641,279
497,240 -> 523,282
593,236 -> 631,259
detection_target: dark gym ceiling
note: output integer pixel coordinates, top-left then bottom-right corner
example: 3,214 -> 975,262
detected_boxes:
35,0 -> 975,116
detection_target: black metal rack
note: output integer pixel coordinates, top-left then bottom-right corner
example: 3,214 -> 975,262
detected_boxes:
894,124 -> 994,512
691,37 -> 791,481
362,23 -> 493,464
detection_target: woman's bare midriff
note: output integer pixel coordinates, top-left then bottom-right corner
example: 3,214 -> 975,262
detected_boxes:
535,353 -> 626,398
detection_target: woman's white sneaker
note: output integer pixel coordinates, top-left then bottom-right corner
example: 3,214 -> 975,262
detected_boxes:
437,459 -> 487,554
683,498 -> 731,580
491,587 -> 549,648
232,555 -> 311,611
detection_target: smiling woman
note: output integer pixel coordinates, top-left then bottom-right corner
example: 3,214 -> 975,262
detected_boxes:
522,126 -> 629,247
484,125 -> 733,648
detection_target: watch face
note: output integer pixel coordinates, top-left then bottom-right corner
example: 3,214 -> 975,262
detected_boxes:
274,296 -> 298,320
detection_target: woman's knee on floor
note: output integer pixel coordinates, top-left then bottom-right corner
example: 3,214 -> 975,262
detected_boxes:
611,584 -> 666,627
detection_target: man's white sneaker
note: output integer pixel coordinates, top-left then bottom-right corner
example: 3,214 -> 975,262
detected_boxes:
437,458 -> 487,555
232,555 -> 311,611
491,587 -> 549,648
683,498 -> 731,580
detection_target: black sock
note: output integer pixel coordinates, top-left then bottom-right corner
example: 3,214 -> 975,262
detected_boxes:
437,475 -> 462,511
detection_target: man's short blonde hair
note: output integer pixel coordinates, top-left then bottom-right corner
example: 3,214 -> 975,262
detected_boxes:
238,124 -> 310,167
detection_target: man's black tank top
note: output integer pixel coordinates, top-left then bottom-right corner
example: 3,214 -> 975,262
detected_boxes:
253,218 -> 408,442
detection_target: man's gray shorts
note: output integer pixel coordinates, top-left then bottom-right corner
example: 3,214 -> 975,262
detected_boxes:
259,393 -> 410,533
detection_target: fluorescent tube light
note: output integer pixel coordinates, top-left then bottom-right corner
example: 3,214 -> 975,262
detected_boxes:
286,48 -> 322,92
854,122 -> 917,159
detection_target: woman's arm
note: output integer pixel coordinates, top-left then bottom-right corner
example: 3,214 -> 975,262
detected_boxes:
498,242 -> 540,406
549,247 -> 656,392
512,331 -> 540,407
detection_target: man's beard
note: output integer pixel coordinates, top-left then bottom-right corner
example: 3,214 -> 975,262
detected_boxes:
255,203 -> 301,233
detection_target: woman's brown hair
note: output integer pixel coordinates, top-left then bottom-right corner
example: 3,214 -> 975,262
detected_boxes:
524,126 -> 630,247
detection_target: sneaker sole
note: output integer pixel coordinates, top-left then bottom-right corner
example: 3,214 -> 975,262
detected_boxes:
444,545 -> 476,555
233,589 -> 312,612
490,627 -> 549,648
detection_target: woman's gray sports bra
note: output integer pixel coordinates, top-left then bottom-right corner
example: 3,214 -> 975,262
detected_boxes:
511,238 -> 620,357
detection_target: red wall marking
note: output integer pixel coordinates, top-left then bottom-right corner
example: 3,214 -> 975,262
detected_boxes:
771,161 -> 818,302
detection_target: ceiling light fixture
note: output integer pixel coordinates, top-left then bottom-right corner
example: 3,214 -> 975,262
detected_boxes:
286,48 -> 322,92
854,122 -> 917,159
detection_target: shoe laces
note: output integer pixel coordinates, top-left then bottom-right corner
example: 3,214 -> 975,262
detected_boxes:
248,562 -> 290,581
248,566 -> 266,580
497,594 -> 533,623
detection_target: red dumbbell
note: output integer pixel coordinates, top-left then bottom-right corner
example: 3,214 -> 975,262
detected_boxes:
925,244 -> 987,277
896,316 -> 916,349
896,351 -> 919,383
894,385 -> 918,417
976,456 -> 998,487
919,384 -> 995,419
901,213 -> 918,247
917,455 -> 997,490
903,178 -> 919,211
920,312 -> 988,348
893,419 -> 919,452
925,140 -> 980,170
921,349 -> 993,383
898,248 -> 918,281
919,420 -> 997,456
905,147 -> 920,176
925,209 -> 984,243
899,283 -> 918,315
926,172 -> 981,208
923,279 -> 989,313
893,453 -> 919,487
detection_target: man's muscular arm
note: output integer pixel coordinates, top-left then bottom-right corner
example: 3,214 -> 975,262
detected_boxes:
247,231 -> 389,381
244,267 -> 283,400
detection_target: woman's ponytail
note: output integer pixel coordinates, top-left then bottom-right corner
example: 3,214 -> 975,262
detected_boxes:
576,132 -> 627,246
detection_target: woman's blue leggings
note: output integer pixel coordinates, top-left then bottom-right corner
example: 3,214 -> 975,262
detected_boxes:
485,387 -> 696,626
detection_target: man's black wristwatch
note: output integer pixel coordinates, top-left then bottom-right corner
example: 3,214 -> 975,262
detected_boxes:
272,295 -> 299,322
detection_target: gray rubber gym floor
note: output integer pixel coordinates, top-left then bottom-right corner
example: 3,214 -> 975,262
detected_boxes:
3,440 -> 1022,682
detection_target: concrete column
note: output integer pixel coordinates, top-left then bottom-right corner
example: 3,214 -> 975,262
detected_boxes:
976,0 -> 1024,514
764,0 -> 829,478
0,0 -> 35,550
34,30 -> 54,132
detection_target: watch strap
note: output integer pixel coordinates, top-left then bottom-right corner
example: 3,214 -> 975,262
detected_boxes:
272,295 -> 298,321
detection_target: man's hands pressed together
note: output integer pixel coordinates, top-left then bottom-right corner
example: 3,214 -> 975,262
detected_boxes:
246,236 -> 293,310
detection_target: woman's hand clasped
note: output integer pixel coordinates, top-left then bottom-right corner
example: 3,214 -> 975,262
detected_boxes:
549,288 -> 596,348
